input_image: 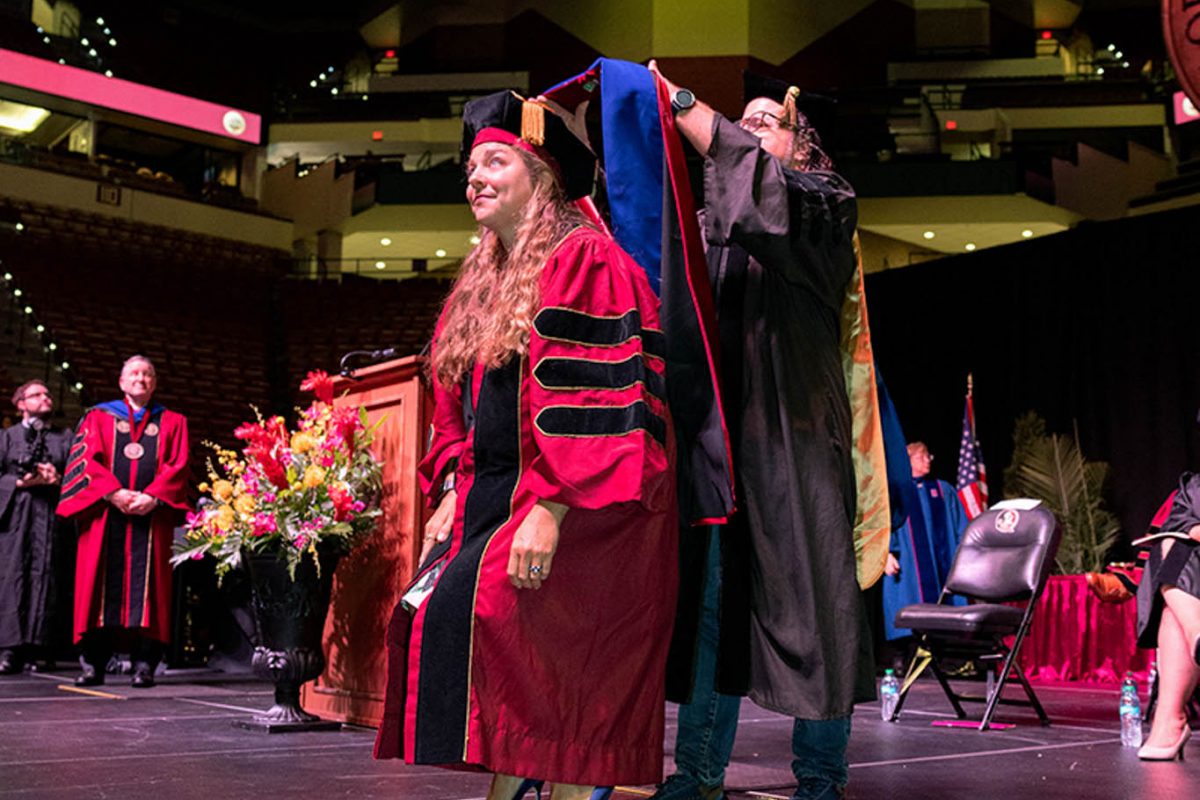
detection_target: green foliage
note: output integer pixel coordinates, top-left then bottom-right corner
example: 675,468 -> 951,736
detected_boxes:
1003,412 -> 1121,574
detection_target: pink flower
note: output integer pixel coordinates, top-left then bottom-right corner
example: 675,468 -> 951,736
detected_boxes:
250,513 -> 277,537
300,371 -> 335,404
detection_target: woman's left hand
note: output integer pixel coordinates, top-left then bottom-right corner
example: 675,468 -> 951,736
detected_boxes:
508,501 -> 567,590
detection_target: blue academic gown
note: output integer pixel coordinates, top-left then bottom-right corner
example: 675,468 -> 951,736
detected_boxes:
883,477 -> 969,639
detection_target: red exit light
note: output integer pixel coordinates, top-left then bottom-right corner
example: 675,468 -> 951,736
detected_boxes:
384,49 -> 396,58
945,119 -> 958,130
372,130 -> 384,141
1041,30 -> 1053,40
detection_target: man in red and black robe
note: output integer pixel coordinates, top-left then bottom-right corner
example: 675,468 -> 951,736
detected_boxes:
58,356 -> 189,687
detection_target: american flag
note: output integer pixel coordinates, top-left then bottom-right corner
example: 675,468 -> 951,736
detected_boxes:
956,386 -> 988,519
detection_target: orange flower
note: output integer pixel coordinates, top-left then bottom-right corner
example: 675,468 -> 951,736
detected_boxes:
233,494 -> 257,515
302,465 -> 326,489
212,480 -> 234,502
290,432 -> 317,453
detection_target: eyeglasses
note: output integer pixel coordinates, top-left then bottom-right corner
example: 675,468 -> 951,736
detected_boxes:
737,111 -> 794,134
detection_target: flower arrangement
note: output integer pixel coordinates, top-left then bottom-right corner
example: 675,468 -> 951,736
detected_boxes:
172,371 -> 383,581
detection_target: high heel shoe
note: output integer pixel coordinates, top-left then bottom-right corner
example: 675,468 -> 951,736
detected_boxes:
1137,725 -> 1192,761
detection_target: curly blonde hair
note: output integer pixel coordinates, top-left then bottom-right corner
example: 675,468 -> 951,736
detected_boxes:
433,148 -> 590,388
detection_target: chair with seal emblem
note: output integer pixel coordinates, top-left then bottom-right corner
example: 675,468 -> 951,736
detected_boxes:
887,503 -> 1062,730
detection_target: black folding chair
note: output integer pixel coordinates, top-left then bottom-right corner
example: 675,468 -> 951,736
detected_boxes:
889,505 -> 1062,731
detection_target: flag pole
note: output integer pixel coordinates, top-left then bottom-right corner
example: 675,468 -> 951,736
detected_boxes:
966,372 -> 973,398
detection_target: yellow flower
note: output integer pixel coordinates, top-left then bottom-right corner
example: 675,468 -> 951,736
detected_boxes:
234,494 -> 257,515
291,432 -> 317,453
198,482 -> 210,493
215,505 -> 236,531
302,465 -> 326,489
212,480 -> 234,502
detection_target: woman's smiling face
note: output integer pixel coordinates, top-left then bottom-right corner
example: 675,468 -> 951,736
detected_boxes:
466,143 -> 535,245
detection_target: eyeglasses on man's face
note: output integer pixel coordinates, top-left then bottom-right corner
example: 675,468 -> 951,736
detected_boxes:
737,111 -> 794,134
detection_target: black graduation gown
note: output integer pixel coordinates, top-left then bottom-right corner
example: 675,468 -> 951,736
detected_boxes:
666,117 -> 874,719
1136,472 -> 1200,648
0,422 -> 72,650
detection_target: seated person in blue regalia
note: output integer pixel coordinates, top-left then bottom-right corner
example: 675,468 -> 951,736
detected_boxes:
883,441 -> 970,640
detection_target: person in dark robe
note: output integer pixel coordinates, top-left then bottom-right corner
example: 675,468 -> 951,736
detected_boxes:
373,92 -> 676,799
1133,472 -> 1200,760
882,442 -> 969,640
0,381 -> 72,674
57,356 -> 190,688
647,63 -> 874,800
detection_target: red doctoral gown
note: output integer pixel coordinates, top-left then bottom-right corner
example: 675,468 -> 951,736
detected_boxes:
57,403 -> 190,644
375,227 -> 677,786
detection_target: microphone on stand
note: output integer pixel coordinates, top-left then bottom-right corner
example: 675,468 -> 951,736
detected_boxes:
338,347 -> 399,378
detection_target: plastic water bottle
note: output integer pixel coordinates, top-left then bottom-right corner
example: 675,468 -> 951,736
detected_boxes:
1119,673 -> 1143,748
880,669 -> 900,721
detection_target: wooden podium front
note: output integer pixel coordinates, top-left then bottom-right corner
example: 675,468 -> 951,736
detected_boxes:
299,356 -> 430,728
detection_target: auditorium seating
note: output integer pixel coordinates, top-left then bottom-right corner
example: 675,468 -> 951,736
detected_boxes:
0,203 -> 448,481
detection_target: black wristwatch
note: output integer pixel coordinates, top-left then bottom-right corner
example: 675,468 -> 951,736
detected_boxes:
671,87 -> 696,115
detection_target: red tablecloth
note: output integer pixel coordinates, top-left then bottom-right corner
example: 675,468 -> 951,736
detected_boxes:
1015,574 -> 1153,685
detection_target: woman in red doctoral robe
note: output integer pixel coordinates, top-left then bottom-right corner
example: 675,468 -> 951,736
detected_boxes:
375,93 -> 677,798
57,359 -> 189,684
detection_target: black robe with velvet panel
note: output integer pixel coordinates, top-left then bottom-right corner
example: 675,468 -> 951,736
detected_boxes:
0,422 -> 73,651
666,116 -> 875,720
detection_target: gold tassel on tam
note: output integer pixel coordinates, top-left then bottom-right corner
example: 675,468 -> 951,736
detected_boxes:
782,85 -> 800,130
521,99 -> 546,146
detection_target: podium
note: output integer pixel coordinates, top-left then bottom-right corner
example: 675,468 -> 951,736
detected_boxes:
299,356 -> 431,728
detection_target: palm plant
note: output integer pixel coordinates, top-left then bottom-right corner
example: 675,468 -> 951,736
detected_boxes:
1003,412 -> 1121,574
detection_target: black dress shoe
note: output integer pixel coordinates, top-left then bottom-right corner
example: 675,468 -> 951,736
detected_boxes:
75,668 -> 104,687
130,670 -> 155,688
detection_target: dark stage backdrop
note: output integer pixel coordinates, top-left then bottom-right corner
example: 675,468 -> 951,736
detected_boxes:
865,205 -> 1200,550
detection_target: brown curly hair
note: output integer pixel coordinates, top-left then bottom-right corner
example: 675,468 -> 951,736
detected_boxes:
433,148 -> 591,388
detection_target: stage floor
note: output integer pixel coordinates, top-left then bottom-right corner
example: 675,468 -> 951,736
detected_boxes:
0,667 -> 1195,799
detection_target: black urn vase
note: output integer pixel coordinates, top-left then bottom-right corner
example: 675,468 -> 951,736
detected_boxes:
236,549 -> 342,732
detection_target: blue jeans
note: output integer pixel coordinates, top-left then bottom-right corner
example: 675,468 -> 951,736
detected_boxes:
672,528 -> 852,798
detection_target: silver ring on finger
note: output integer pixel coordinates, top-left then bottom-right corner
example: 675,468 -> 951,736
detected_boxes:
529,564 -> 544,576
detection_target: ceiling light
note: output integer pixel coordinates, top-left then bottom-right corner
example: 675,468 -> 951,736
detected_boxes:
1114,51 -> 1123,60
331,88 -> 339,95
309,80 -> 317,88
3,272 -> 11,280
327,66 -> 335,73
12,289 -> 21,297
96,17 -> 105,25
103,27 -> 110,35
469,235 -> 481,245
14,222 -> 24,231
61,361 -> 69,369
74,382 -> 83,390
0,100 -> 51,134
35,324 -> 44,332
81,37 -> 89,46
922,230 -> 935,240
965,243 -> 976,252
1107,44 -> 1116,52
1021,229 -> 1033,238
87,48 -> 97,57
380,237 -> 391,246
58,59 -> 65,65
374,261 -> 386,270
43,36 -> 50,44
1096,67 -> 1105,75
23,306 -> 32,314
104,70 -> 113,77
435,249 -> 447,258
48,343 -> 57,351
109,38 -> 117,47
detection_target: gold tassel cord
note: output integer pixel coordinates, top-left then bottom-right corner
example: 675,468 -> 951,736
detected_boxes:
521,99 -> 546,146
783,85 -> 801,130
